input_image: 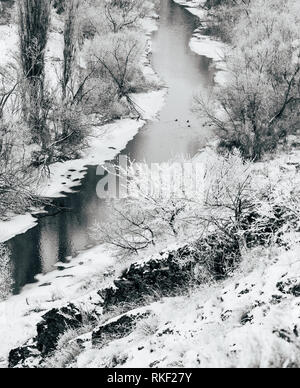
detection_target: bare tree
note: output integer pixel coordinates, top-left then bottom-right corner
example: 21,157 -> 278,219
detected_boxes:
104,0 -> 151,33
18,0 -> 51,148
0,64 -> 39,218
62,0 -> 80,102
92,158 -> 201,257
88,30 -> 145,117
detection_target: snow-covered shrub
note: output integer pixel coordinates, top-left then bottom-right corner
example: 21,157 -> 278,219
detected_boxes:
86,30 -> 147,118
0,61 -> 39,218
0,117 -> 38,219
136,313 -> 160,338
196,0 -> 300,160
0,158 -> 36,219
84,0 -> 153,35
42,326 -> 92,368
93,149 -> 300,275
203,0 -> 251,42
92,155 -> 204,256
0,244 -> 13,301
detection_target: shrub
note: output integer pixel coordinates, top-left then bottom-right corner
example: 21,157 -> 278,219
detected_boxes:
102,0 -> 152,34
42,326 -> 92,368
196,0 -> 300,160
86,30 -> 146,118
93,149 -> 300,276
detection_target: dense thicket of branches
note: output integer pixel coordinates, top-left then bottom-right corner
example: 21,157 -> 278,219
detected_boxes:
81,0 -> 154,119
197,0 -> 300,160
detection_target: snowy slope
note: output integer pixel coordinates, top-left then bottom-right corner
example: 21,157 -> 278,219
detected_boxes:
76,243 -> 300,368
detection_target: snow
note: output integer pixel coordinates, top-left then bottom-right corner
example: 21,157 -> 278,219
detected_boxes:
0,24 -> 18,68
172,0 -> 206,17
76,243 -> 300,368
0,214 -> 37,244
2,146 -> 300,367
6,1 -> 297,370
189,34 -> 229,85
173,0 -> 230,86
49,146 -> 300,368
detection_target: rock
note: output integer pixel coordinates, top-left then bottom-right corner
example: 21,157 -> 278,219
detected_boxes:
291,284 -> 300,297
99,246 -> 197,312
273,329 -> 293,343
99,239 -> 241,312
221,310 -> 232,322
240,311 -> 254,325
92,310 -> 151,346
7,304 -> 83,367
36,304 -> 83,354
8,345 -> 40,369
277,279 -> 300,297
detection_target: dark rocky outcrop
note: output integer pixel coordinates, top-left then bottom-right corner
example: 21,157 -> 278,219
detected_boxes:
92,310 -> 152,346
277,279 -> 300,297
99,238 -> 241,313
9,303 -> 83,368
99,245 -> 199,312
36,304 -> 83,354
8,345 -> 40,369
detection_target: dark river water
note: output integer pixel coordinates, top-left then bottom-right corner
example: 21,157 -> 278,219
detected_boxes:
6,0 -> 216,294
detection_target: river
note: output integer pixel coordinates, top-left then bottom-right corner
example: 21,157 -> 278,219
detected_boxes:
6,0 -> 217,294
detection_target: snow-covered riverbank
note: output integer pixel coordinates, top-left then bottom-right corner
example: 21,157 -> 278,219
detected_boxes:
0,16 -> 166,244
173,0 -> 229,85
0,244 -> 115,366
0,0 -> 229,244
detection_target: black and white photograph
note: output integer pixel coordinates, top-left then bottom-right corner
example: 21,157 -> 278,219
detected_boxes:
0,0 -> 299,371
